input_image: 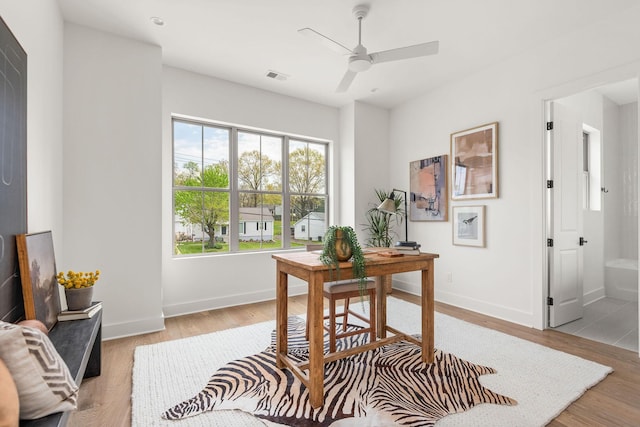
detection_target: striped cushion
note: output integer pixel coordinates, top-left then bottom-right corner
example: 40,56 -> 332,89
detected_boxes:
0,321 -> 78,419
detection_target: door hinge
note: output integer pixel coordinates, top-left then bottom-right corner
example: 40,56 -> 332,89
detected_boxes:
547,297 -> 554,306
547,180 -> 553,189
547,121 -> 554,130
547,238 -> 553,247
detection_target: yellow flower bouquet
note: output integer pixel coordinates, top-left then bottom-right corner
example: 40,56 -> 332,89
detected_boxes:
56,270 -> 101,289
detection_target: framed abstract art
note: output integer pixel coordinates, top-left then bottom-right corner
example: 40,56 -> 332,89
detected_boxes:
409,155 -> 448,221
451,122 -> 498,200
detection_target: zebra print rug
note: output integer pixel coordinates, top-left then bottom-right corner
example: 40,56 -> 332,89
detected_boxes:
161,317 -> 516,426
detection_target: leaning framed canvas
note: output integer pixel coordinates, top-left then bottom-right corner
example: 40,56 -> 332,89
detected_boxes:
16,231 -> 61,330
409,155 -> 448,221
451,122 -> 498,200
452,205 -> 486,247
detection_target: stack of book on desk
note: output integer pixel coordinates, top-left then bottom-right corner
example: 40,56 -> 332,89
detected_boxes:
394,241 -> 421,255
58,301 -> 102,321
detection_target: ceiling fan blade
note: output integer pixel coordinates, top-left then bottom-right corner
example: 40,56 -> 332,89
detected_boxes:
298,28 -> 352,55
370,41 -> 439,64
336,70 -> 357,92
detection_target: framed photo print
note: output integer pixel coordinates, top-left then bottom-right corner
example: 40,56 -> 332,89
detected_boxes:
452,205 -> 485,247
16,231 -> 61,330
451,122 -> 498,200
409,155 -> 448,221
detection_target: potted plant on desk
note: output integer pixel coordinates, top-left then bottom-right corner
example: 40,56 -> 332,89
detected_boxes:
362,189 -> 404,293
57,270 -> 101,311
363,189 -> 404,248
319,225 -> 368,296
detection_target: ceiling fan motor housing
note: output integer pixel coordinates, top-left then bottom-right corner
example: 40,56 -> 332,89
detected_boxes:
349,55 -> 372,72
349,43 -> 372,72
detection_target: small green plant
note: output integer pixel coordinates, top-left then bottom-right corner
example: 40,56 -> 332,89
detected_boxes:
319,225 -> 368,296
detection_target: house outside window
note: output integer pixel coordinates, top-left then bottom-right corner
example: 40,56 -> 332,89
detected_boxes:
172,118 -> 328,255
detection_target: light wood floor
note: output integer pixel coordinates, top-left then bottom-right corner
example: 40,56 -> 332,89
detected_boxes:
68,291 -> 640,426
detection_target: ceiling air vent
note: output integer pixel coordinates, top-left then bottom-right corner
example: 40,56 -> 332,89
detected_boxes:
266,70 -> 289,81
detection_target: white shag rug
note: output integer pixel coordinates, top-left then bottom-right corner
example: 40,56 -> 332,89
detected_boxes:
132,297 -> 612,427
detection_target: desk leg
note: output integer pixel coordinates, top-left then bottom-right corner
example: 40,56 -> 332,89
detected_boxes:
276,268 -> 288,369
308,271 -> 324,408
421,263 -> 435,364
375,276 -> 386,339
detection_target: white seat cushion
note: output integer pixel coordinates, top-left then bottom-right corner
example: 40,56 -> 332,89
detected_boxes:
324,279 -> 375,294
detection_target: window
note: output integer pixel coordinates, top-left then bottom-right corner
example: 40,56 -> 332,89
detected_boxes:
173,118 -> 328,256
582,125 -> 602,212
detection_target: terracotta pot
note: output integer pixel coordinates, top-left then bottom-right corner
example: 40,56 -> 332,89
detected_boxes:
65,287 -> 94,311
334,229 -> 352,261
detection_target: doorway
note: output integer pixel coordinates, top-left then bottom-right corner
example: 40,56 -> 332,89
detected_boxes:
546,78 -> 639,353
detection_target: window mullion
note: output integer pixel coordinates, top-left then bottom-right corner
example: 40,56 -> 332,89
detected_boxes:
229,127 -> 239,251
282,136 -> 291,248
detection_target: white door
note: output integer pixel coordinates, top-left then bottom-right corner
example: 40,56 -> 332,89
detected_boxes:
548,101 -> 584,327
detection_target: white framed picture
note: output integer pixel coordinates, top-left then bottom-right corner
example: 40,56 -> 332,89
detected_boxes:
452,205 -> 485,247
451,122 -> 498,200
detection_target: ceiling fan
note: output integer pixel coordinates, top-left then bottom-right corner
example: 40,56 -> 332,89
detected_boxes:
298,4 -> 439,92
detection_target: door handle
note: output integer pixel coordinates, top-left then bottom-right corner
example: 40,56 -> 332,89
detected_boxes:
579,237 -> 588,246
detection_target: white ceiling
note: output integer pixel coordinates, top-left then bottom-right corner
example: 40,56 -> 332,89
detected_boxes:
57,0 -> 638,109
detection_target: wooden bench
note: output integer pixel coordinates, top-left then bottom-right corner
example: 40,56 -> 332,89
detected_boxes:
20,311 -> 102,427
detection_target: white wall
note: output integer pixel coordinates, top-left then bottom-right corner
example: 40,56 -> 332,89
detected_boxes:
620,102 -> 639,259
161,66 -> 340,317
0,1 -> 65,315
603,99 -> 638,261
604,97 -> 622,263
388,5 -> 640,328
339,102 -> 391,240
0,1 -> 65,259
338,104 -> 355,228
354,103 -> 391,242
63,24 -> 164,338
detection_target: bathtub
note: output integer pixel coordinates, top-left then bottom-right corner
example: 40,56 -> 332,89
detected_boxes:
605,258 -> 638,301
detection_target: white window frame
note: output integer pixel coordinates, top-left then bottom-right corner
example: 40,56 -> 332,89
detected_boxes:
172,117 -> 329,256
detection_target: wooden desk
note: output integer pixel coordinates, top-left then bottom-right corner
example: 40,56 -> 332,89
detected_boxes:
272,249 -> 439,408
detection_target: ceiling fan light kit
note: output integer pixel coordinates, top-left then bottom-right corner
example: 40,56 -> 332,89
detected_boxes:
298,3 -> 439,92
349,55 -> 372,72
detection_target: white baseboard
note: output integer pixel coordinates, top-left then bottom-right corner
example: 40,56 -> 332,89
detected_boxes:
103,315 -> 166,341
162,284 -> 308,318
583,287 -> 606,306
392,278 -> 535,328
605,285 -> 639,302
103,284 -> 308,340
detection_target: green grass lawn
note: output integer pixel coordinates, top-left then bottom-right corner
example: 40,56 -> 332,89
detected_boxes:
176,239 -> 305,254
176,219 -> 311,254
